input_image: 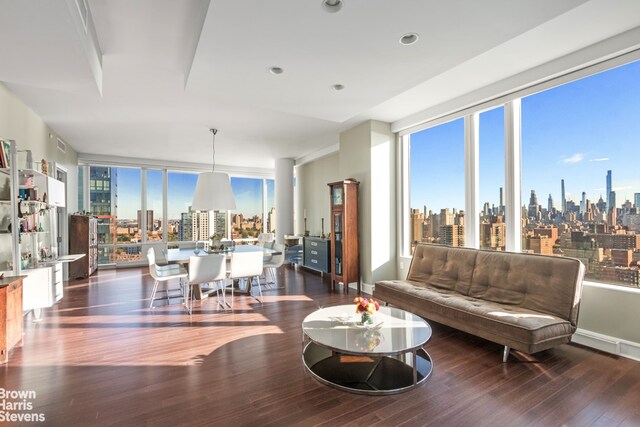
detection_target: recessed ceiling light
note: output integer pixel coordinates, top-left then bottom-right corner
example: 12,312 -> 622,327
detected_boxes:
321,0 -> 342,13
269,66 -> 284,75
399,33 -> 419,46
331,84 -> 345,91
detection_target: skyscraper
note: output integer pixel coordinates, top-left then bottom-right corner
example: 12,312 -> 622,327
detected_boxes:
528,190 -> 539,219
609,191 -> 616,214
580,192 -> 586,214
606,170 -> 612,212
137,209 -> 154,232
561,179 -> 566,214
548,194 -> 554,212
634,193 -> 640,209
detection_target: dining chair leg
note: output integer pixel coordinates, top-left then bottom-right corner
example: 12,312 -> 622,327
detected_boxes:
270,267 -> 284,290
255,275 -> 263,303
217,279 -> 228,309
150,279 -> 160,308
230,280 -> 235,308
181,279 -> 190,315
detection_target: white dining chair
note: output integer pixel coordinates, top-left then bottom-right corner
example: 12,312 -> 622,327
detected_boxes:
228,250 -> 264,305
188,254 -> 227,310
256,233 -> 274,247
262,243 -> 286,289
147,247 -> 182,272
147,248 -> 189,311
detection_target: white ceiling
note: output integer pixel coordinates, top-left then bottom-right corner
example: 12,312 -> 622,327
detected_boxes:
1,0 -> 639,170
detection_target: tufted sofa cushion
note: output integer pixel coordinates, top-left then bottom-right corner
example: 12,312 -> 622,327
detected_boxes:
407,245 -> 477,295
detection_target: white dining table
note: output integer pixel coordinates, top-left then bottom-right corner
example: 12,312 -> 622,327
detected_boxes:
166,244 -> 279,263
166,245 -> 280,300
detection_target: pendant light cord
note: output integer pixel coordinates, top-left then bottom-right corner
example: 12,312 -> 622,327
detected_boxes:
210,128 -> 218,172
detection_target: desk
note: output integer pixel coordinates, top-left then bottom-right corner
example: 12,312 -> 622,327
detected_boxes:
166,246 -> 280,300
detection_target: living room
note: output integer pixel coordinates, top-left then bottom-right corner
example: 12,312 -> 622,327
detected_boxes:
1,1 -> 640,425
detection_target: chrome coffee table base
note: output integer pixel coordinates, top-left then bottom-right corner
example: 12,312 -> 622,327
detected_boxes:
302,341 -> 432,395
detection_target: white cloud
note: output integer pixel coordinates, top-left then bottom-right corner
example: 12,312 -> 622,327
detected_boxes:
562,153 -> 584,164
589,157 -> 610,162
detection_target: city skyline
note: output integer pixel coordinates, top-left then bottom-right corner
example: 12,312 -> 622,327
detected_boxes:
410,59 -> 640,213
111,169 -> 274,220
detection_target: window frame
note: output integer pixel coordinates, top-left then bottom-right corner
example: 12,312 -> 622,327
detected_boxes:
399,52 -> 640,291
80,164 -> 275,265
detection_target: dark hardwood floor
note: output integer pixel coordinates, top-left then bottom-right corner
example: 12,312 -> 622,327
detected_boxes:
2,265 -> 639,426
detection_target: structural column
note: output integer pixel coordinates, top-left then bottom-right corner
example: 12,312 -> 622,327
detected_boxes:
275,158 -> 294,244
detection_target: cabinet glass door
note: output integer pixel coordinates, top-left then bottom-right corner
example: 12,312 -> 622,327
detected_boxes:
333,212 -> 342,275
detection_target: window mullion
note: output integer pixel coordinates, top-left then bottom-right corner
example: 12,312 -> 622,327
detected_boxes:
504,100 -> 522,252
465,113 -> 480,249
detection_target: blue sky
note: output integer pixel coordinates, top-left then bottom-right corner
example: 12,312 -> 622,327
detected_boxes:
410,59 -> 640,212
114,169 -> 274,220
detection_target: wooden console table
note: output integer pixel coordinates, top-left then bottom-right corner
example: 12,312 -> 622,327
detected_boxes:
0,275 -> 25,364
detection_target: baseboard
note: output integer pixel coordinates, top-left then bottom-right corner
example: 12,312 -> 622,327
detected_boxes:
573,329 -> 640,361
347,282 -> 374,295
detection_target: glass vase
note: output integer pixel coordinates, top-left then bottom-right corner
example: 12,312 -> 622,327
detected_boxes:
360,312 -> 373,325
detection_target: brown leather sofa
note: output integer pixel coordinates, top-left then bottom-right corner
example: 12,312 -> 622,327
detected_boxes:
374,244 -> 585,362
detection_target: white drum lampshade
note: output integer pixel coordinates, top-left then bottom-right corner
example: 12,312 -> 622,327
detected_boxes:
191,171 -> 236,211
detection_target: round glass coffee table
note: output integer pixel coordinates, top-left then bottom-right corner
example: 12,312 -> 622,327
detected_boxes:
302,304 -> 432,395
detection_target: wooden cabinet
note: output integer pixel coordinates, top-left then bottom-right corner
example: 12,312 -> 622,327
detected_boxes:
303,237 -> 330,273
0,276 -> 24,364
328,179 -> 360,293
69,215 -> 98,279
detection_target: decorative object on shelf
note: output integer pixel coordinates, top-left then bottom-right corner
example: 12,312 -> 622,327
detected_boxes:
40,159 -> 48,176
354,296 -> 379,325
303,208 -> 309,237
0,140 -> 11,168
191,128 -> 236,211
328,178 -> 360,293
321,217 -> 326,239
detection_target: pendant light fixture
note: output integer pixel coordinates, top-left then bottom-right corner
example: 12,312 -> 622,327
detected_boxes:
191,128 -> 236,211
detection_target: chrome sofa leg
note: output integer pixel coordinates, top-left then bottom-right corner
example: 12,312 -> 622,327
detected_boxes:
502,346 -> 510,363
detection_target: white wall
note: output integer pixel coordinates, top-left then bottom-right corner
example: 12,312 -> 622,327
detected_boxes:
0,82 -> 78,214
338,120 -> 397,288
295,153 -> 340,236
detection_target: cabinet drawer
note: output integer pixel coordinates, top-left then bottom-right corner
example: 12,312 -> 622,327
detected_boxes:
307,246 -> 327,258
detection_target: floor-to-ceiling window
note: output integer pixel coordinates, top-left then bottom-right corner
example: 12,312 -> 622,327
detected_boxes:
266,179 -> 275,234
231,177 -> 264,242
86,165 -> 274,264
167,171 -> 198,243
402,58 -> 640,289
408,118 -> 465,253
146,169 -> 163,242
521,60 -> 640,287
479,106 -> 506,251
89,166 -> 116,264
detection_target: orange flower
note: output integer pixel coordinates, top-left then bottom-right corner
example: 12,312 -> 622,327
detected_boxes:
354,297 -> 380,313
